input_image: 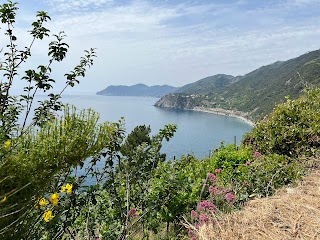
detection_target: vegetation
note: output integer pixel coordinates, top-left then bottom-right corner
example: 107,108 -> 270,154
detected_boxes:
192,169 -> 320,240
244,87 -> 320,157
174,74 -> 237,95
156,49 -> 320,120
97,84 -> 177,97
1,1 -> 319,239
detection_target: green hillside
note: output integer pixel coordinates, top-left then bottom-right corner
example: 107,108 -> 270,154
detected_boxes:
155,49 -> 320,120
217,49 -> 320,119
175,74 -> 237,95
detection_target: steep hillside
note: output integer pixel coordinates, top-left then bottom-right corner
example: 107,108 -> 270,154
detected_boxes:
155,49 -> 320,120
97,84 -> 178,97
175,74 -> 237,95
217,50 -> 320,119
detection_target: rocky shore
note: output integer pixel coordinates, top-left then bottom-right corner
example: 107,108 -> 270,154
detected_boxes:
154,94 -> 255,126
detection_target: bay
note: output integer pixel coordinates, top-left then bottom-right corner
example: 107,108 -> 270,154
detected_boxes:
55,94 -> 253,159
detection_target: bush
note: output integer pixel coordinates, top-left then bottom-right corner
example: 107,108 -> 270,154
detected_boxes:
244,87 -> 320,157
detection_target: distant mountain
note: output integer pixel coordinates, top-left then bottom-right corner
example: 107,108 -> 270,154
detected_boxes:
97,84 -> 178,97
155,49 -> 320,120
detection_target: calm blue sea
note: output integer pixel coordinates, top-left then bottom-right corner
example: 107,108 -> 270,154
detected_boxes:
54,95 -> 253,159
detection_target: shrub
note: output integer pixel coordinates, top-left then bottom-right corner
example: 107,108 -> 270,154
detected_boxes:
244,87 -> 320,157
0,107 -> 120,238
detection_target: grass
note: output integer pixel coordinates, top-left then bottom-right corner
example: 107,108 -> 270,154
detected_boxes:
189,158 -> 320,240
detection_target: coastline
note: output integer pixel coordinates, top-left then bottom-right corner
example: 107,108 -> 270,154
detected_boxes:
192,107 -> 255,127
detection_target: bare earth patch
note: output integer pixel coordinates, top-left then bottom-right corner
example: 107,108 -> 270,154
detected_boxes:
196,170 -> 320,240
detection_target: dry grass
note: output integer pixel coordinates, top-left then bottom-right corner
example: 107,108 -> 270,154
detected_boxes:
193,169 -> 320,240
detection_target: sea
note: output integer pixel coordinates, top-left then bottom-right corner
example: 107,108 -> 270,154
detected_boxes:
47,94 -> 253,159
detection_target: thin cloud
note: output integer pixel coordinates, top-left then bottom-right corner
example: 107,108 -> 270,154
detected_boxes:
44,0 -> 115,12
9,0 -> 320,90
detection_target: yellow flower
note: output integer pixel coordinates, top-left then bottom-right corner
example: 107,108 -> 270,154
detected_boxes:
39,198 -> 48,206
49,193 -> 59,206
0,196 -> 7,204
4,140 -> 11,149
61,183 -> 72,194
42,210 -> 54,222
34,197 -> 49,208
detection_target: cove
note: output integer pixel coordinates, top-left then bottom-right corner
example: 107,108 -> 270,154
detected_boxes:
59,95 -> 253,159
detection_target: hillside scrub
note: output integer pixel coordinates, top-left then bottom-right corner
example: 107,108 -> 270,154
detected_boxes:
1,1 -> 318,239
191,168 -> 320,240
244,87 -> 320,157
187,87 -> 320,240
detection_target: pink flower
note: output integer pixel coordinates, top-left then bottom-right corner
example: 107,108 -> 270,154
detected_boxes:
197,201 -> 205,211
246,161 -> 251,166
208,185 -> 214,194
207,173 -> 217,182
197,200 -> 215,211
225,192 -> 235,204
190,236 -> 197,240
254,151 -> 261,157
199,213 -> 208,221
214,168 -> 222,173
128,208 -> 137,218
188,229 -> 196,238
191,210 -> 198,220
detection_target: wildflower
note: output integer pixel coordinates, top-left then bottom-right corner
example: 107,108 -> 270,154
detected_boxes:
39,197 -> 48,206
0,196 -> 7,204
128,208 -> 138,218
42,210 -> 54,222
207,173 -> 217,182
197,202 -> 205,212
197,200 -> 215,211
246,161 -> 251,166
188,229 -> 196,237
225,192 -> 235,204
49,193 -> 59,206
191,210 -> 198,220
61,183 -> 73,194
4,140 -> 11,149
214,168 -> 222,173
199,213 -> 208,221
254,151 -> 261,157
208,185 -> 214,194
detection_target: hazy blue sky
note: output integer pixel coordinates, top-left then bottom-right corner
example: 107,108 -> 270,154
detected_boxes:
2,0 -> 320,93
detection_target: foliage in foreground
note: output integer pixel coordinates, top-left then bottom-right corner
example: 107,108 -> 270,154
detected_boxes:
244,87 -> 320,157
0,1 -> 317,239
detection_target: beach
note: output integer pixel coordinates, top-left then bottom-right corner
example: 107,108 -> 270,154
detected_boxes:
192,107 -> 255,127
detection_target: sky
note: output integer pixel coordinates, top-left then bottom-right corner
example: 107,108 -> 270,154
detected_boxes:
2,0 -> 320,93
